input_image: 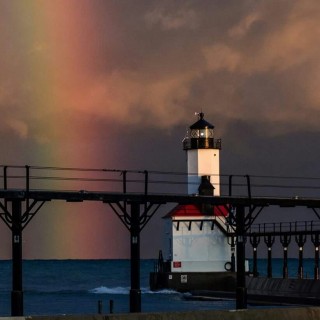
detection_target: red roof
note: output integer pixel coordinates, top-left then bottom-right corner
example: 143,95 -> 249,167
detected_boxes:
163,204 -> 229,218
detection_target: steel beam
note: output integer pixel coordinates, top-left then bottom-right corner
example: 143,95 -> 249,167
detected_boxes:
11,199 -> 23,316
236,205 -> 247,309
130,202 -> 141,313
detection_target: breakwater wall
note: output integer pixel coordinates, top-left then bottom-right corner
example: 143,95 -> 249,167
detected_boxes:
247,277 -> 320,298
2,307 -> 320,320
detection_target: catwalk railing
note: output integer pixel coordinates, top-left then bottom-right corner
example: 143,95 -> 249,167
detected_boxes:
2,165 -> 320,198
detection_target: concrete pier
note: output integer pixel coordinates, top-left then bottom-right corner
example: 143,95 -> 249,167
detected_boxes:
2,307 -> 320,320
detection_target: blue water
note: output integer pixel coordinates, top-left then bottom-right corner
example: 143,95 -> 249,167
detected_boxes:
0,259 -> 315,316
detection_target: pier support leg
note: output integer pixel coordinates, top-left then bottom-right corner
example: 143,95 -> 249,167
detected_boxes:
236,205 -> 247,310
264,234 -> 275,279
298,247 -> 304,279
311,234 -> 319,280
11,200 -> 23,316
267,246 -> 272,278
315,246 -> 319,280
296,233 -> 306,279
280,234 -> 290,279
130,202 -> 141,313
253,247 -> 258,277
283,247 -> 288,279
250,235 -> 259,277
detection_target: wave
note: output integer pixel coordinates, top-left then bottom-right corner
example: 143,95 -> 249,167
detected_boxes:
89,286 -> 129,295
16,287 -> 178,296
143,288 -> 178,295
25,289 -> 89,295
89,286 -> 178,295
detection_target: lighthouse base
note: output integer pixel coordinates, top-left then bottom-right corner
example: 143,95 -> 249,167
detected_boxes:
149,271 -> 236,292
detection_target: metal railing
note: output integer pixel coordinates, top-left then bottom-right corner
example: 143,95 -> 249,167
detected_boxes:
1,165 -> 320,199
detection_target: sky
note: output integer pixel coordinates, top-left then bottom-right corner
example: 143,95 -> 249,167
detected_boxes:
1,0 -> 320,259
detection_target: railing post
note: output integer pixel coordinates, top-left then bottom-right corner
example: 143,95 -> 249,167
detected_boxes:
4,166 -> 8,210
122,170 -> 127,194
144,171 -> 148,214
122,170 -> 127,213
25,165 -> 30,211
3,166 -> 8,190
144,171 -> 148,196
228,175 -> 233,196
245,175 -> 251,200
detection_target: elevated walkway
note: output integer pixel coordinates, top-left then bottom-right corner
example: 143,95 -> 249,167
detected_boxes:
2,166 -> 320,314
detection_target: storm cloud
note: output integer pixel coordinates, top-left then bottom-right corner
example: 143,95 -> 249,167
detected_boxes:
0,0 -> 320,258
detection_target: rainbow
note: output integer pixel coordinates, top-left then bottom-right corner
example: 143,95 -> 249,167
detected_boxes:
1,2 -> 128,259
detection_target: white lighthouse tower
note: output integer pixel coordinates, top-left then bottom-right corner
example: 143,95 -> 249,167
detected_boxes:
183,111 -> 221,196
150,113 -> 236,292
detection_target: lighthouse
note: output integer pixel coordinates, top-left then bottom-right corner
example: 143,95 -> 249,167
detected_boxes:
150,113 -> 236,292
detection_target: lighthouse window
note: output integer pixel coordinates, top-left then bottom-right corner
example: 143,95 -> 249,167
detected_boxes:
190,129 -> 214,138
201,129 -> 214,138
190,129 -> 199,138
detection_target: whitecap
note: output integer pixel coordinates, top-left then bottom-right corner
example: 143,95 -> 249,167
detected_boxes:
141,287 -> 178,295
89,286 -> 178,295
89,286 -> 129,294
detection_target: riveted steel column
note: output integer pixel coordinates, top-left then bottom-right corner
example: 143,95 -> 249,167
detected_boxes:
280,233 -> 291,279
250,235 -> 260,277
315,245 -> 319,280
236,205 -> 247,309
130,202 -> 141,313
11,199 -> 23,316
264,233 -> 275,278
311,233 -> 320,280
298,245 -> 304,279
267,244 -> 273,278
283,246 -> 288,279
296,233 -> 306,279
